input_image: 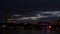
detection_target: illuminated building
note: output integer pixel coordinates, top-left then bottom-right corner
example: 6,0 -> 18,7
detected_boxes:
7,14 -> 16,24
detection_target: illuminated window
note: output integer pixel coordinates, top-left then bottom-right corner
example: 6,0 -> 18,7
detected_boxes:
8,18 -> 16,23
48,26 -> 51,28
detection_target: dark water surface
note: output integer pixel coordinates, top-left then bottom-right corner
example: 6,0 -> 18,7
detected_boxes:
0,26 -> 60,34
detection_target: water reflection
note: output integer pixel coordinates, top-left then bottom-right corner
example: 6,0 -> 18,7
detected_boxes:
0,23 -> 60,34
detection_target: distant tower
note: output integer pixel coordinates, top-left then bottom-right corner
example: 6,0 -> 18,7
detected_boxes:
7,9 -> 12,23
7,9 -> 16,24
5,9 -> 9,23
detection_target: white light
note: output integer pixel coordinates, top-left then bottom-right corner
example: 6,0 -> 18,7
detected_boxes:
36,14 -> 48,18
30,17 -> 37,18
25,23 -> 27,24
37,14 -> 42,17
17,16 -> 48,21
17,17 -> 30,20
22,17 -> 30,19
13,14 -> 21,16
57,15 -> 60,17
30,17 -> 38,20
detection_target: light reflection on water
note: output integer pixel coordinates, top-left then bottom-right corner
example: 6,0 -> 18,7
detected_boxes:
0,26 -> 60,34
0,28 -> 60,34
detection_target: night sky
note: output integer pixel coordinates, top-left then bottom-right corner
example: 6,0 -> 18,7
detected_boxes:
0,0 -> 60,22
1,0 -> 60,13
